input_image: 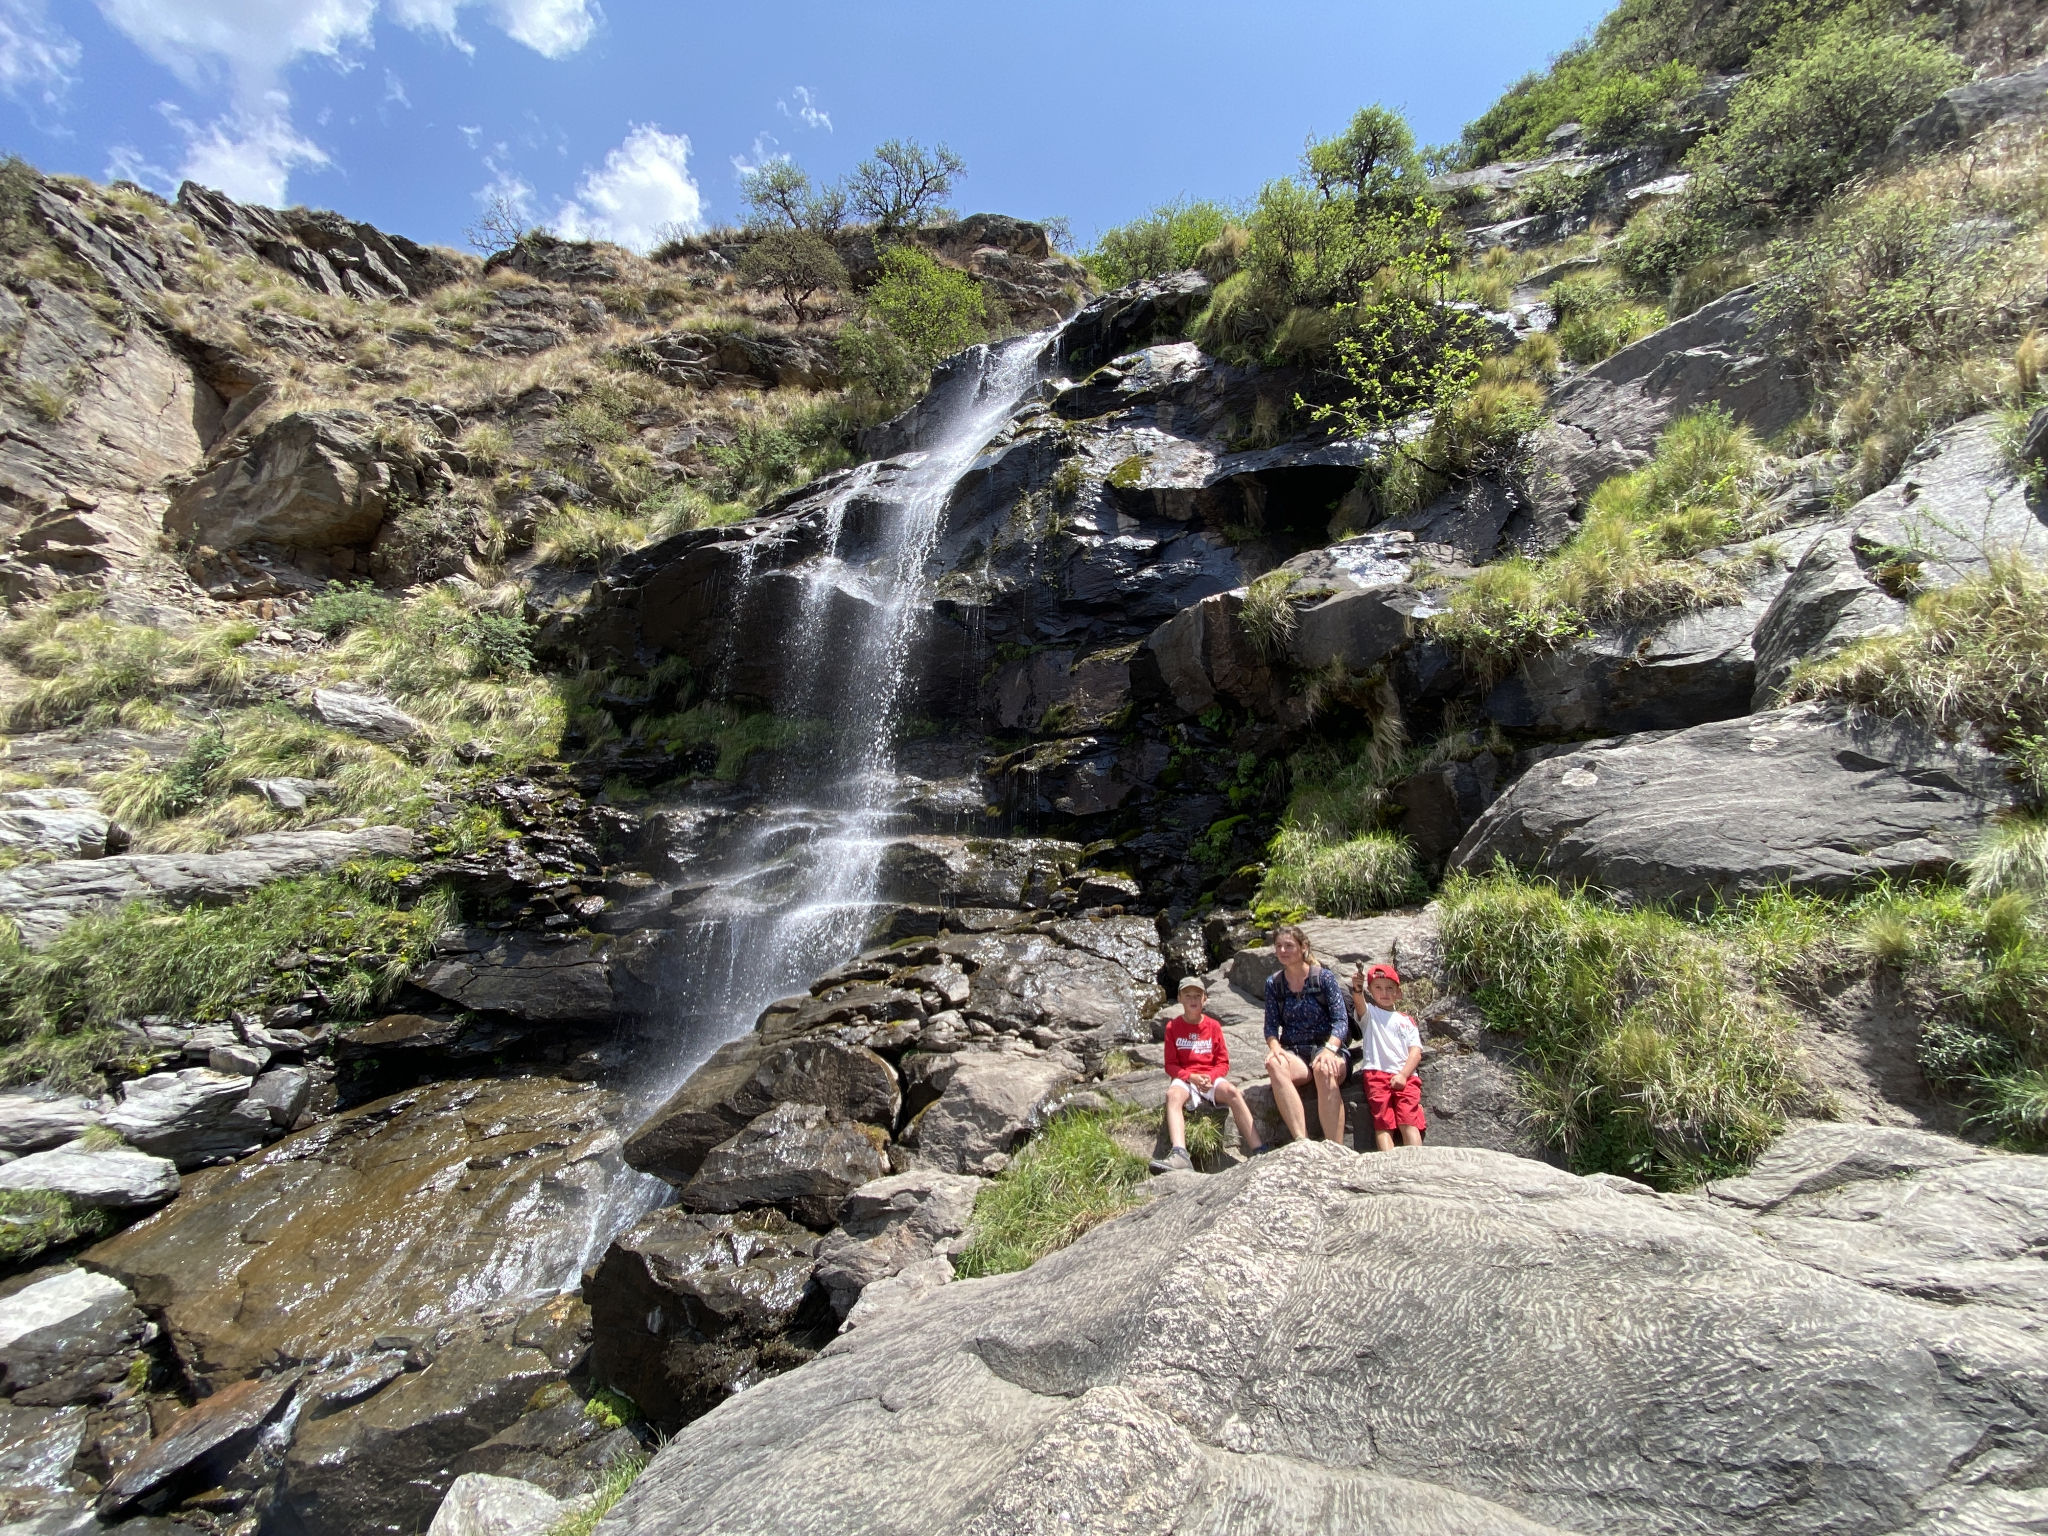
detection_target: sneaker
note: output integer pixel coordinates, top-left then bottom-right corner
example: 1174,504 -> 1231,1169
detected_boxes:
1246,1142 -> 1273,1156
1149,1145 -> 1193,1174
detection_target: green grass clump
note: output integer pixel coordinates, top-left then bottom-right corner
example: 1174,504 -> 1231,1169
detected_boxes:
533,503 -> 646,569
546,1447 -> 651,1536
1237,570 -> 1299,661
1261,829 -> 1421,920
1435,407 -> 1766,676
1550,267 -> 1667,364
1786,555 -> 2048,745
1438,868 -> 1808,1186
0,870 -> 456,1091
0,1189 -> 110,1265
0,603 -> 259,730
953,1109 -> 1148,1277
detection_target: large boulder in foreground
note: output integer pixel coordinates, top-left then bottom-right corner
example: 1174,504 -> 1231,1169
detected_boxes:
598,1135 -> 2048,1536
1450,705 -> 2009,902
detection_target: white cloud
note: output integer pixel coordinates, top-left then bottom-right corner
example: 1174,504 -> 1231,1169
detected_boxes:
165,99 -> 331,204
383,68 -> 408,105
491,0 -> 598,59
776,85 -> 830,133
730,133 -> 782,179
0,0 -> 81,110
477,154 -> 535,219
554,124 -> 701,252
92,0 -> 602,204
105,142 -> 176,193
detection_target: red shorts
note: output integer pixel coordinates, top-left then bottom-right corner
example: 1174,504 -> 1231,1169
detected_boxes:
1363,1070 -> 1425,1134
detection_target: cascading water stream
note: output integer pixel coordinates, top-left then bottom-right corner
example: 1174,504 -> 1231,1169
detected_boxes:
631,321 -> 1069,1112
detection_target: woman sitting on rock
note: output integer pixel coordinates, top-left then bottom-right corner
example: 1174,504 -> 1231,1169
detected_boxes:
1262,924 -> 1349,1146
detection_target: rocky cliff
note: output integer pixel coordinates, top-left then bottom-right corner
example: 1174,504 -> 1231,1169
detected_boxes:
1,8 -> 2047,1536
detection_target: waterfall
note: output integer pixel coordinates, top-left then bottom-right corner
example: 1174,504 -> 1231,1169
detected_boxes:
634,323 -> 1066,1108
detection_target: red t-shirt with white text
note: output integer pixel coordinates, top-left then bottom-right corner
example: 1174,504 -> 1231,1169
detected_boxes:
1164,1013 -> 1230,1081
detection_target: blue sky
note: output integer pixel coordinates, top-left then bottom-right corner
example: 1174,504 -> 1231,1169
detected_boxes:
0,1 -> 1612,253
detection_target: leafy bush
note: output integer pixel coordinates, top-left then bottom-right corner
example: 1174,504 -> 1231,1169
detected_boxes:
846,139 -> 965,233
739,159 -> 847,235
1084,199 -> 1236,288
0,872 -> 456,1090
954,1109 -> 1147,1276
1698,23 -> 1967,224
737,229 -> 847,323
1439,868 -> 1807,1185
838,246 -> 990,406
300,582 -> 394,638
1581,61 -> 1703,147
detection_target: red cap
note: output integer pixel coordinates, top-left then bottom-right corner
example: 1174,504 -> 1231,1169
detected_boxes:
1365,963 -> 1401,985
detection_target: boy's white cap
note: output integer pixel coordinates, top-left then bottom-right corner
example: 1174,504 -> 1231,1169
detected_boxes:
1176,976 -> 1207,996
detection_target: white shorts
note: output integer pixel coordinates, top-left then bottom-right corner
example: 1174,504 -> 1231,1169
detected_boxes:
1171,1077 -> 1222,1108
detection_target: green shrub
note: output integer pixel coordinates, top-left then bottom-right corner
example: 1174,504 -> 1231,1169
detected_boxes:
1698,23 -> 1967,225
0,871 -> 456,1090
738,229 -> 847,323
1581,61 -> 1703,147
300,582 -> 394,638
1439,868 -> 1807,1185
1550,268 -> 1666,363
838,246 -> 990,406
954,1109 -> 1147,1276
1084,200 -> 1236,288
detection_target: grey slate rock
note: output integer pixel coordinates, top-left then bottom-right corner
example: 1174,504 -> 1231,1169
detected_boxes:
0,1145 -> 180,1208
1887,60 -> 2048,160
412,929 -> 615,1024
681,1102 -> 887,1230
1845,412 -> 2048,586
0,1269 -> 152,1406
425,1473 -> 568,1536
582,1205 -> 823,1430
1750,526 -> 1907,705
1451,705 -> 2011,902
1483,594 -> 1769,737
309,688 -> 424,743
909,1050 -> 1079,1176
813,1170 -> 983,1317
448,1389 -> 638,1501
97,1370 -> 302,1517
101,1069 -> 270,1169
0,1096 -> 97,1156
599,1141 -> 2048,1536
0,792 -> 116,860
0,826 -> 416,948
244,1067 -> 311,1128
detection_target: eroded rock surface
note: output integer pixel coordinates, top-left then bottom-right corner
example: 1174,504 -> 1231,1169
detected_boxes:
601,1138 -> 2048,1536
1452,706 -> 2010,901
85,1077 -> 643,1390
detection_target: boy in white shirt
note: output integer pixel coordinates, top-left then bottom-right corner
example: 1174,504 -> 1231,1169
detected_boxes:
1349,961 -> 1426,1151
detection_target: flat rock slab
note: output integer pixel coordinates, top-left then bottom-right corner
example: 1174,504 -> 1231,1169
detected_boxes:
413,928 -> 617,1024
0,1146 -> 179,1208
1451,705 -> 2010,902
0,1095 -> 97,1156
426,1473 -> 569,1536
0,826 -> 415,947
600,1140 -> 2048,1536
1846,412 -> 2048,586
85,1076 -> 640,1390
97,1369 -> 301,1516
0,1269 -> 151,1407
103,1068 -> 271,1170
681,1102 -> 888,1230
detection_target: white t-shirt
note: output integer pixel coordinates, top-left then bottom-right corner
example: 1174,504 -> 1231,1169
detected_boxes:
1359,1003 -> 1421,1074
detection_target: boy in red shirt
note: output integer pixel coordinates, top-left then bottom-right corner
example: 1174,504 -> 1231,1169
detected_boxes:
1150,977 -> 1266,1173
1348,961 -> 1426,1151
